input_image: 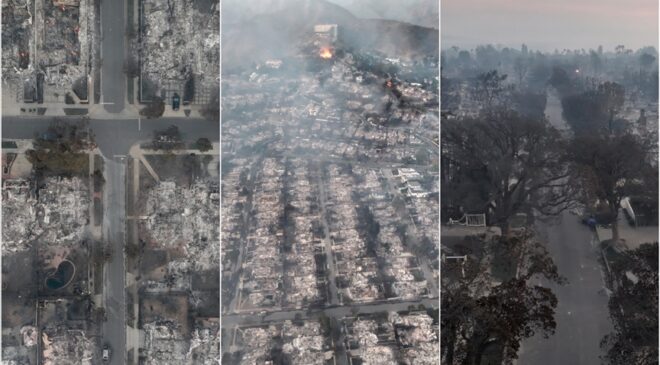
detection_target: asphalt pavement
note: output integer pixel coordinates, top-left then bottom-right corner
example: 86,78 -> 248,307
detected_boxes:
223,297 -> 438,328
101,0 -> 126,112
102,157 -> 127,365
2,117 -> 219,157
518,212 -> 613,364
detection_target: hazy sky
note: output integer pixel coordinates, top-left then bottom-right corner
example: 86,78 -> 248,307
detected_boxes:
442,0 -> 658,51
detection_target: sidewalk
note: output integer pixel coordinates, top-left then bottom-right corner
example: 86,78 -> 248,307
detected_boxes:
129,142 -> 219,157
596,218 -> 658,250
3,100 -> 206,120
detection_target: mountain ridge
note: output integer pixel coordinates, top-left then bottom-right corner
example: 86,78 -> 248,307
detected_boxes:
222,0 -> 438,67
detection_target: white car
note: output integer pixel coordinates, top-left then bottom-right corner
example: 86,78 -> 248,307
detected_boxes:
102,345 -> 110,362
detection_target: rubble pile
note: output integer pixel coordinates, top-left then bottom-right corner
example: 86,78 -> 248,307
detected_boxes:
20,326 -> 37,347
2,179 -> 37,250
238,326 -> 278,364
241,158 -> 284,308
236,321 -> 329,365
2,177 -> 89,253
281,320 -> 327,365
142,0 -> 219,89
2,344 -> 33,365
325,165 -> 382,302
222,28 -> 438,332
344,312 -> 438,365
220,162 -> 247,271
40,0 -> 90,89
187,321 -> 220,364
314,162 -> 434,303
38,176 -> 90,245
142,321 -> 189,364
223,68 -> 424,166
396,166 -> 439,264
350,319 -> 397,364
142,260 -> 191,291
41,329 -> 94,365
391,312 -> 438,365
143,180 -> 219,270
282,158 -> 321,306
1,0 -> 33,83
353,166 -> 429,299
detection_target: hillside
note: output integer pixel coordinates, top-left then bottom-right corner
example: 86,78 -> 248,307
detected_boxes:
222,0 -> 438,67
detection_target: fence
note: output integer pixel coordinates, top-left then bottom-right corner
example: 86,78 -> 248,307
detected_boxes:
448,213 -> 486,227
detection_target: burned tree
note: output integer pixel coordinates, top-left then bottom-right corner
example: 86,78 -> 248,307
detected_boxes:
442,109 -> 575,235
513,57 -> 528,87
601,242 -> 658,365
562,81 -> 626,135
472,70 -> 511,110
569,133 -> 649,241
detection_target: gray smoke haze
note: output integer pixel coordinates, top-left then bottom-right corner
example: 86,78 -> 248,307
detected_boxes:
222,0 -> 438,68
442,0 -> 658,52
223,0 -> 438,28
325,0 -> 438,29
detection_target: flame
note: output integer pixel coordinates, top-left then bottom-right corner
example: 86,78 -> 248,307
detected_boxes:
319,47 -> 333,59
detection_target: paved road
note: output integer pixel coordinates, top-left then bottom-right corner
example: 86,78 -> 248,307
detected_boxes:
101,0 -> 126,112
2,117 -> 219,157
223,297 -> 438,327
102,156 -> 127,365
518,212 -> 612,364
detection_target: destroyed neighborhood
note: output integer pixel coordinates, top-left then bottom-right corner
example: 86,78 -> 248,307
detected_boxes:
221,3 -> 440,363
2,0 -> 220,362
2,0 -> 441,364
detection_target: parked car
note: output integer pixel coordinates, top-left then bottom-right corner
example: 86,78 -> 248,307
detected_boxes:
580,211 -> 615,228
102,345 -> 111,362
172,93 -> 180,111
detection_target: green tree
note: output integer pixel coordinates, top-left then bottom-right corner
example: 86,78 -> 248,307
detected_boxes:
200,87 -> 219,122
123,57 -> 140,79
140,97 -> 165,119
195,138 -> 213,152
26,119 -> 94,176
152,125 -> 184,150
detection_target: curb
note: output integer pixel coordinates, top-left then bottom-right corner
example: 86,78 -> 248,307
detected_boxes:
593,229 -> 612,277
